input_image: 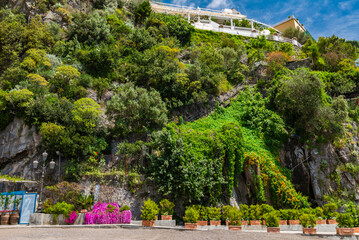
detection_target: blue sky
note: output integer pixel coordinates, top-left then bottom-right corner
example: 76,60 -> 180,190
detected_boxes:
161,0 -> 359,40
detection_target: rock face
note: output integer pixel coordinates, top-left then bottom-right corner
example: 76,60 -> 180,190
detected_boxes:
281,122 -> 359,206
0,118 -> 41,164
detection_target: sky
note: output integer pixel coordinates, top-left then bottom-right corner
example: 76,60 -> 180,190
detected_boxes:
160,0 -> 359,41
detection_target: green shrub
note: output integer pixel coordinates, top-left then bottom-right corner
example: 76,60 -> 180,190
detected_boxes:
228,207 -> 242,226
183,207 -> 199,223
207,207 -> 221,221
260,204 -> 274,219
323,203 -> 338,219
299,214 -> 317,228
198,205 -> 209,221
159,199 -> 175,216
249,205 -> 262,220
337,213 -> 354,228
287,209 -> 300,220
43,201 -> 75,219
279,209 -> 289,220
75,194 -> 94,210
314,207 -> 324,219
263,211 -> 280,227
223,205 -> 234,220
344,203 -> 359,227
140,198 -> 159,221
120,205 -> 130,212
238,204 -> 249,220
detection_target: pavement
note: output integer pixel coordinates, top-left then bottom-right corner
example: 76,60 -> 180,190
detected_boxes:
1,224 -> 359,240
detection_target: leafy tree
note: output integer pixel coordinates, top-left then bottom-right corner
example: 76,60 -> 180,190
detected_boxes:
72,98 -> 102,132
106,83 -> 168,136
134,0 -> 151,24
51,65 -> 83,98
68,12 -> 112,45
282,27 -> 310,45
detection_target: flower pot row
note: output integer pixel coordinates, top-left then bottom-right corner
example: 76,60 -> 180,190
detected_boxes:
0,212 -> 20,225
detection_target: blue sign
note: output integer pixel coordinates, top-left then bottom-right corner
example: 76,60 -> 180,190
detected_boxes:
19,193 -> 37,224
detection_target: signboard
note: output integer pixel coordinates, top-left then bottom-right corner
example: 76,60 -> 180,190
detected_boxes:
19,193 -> 37,224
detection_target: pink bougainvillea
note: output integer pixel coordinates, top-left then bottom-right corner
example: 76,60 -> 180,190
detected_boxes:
65,211 -> 78,225
85,203 -> 131,225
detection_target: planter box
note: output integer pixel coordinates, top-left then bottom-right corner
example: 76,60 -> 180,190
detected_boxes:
267,227 -> 280,233
355,227 -> 359,233
29,213 -> 85,225
336,228 -> 355,236
327,219 -> 337,224
161,215 -> 172,221
241,220 -> 248,225
10,213 -> 20,225
279,220 -> 287,225
249,220 -> 261,225
303,228 -> 316,234
1,213 -> 10,225
262,220 -> 266,226
185,223 -> 197,230
316,219 -> 326,225
228,225 -> 242,231
197,220 -> 208,226
288,220 -> 300,225
210,220 -> 221,226
142,220 -> 155,227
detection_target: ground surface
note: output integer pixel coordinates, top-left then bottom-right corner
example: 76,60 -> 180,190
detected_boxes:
0,228 -> 325,240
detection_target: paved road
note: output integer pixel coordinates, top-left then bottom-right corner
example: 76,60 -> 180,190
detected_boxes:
0,228 -> 324,240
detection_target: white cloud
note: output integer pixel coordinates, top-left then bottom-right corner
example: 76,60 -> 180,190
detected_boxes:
338,0 -> 355,10
207,0 -> 231,9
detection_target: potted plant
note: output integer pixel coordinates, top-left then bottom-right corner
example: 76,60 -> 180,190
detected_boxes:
76,194 -> 94,213
263,212 -> 280,233
278,209 -> 288,225
208,207 -> 221,226
239,204 -> 249,225
223,205 -> 233,225
336,213 -> 355,235
195,205 -> 208,226
314,207 -> 326,224
184,207 -> 199,230
344,203 -> 359,233
249,205 -> 261,225
260,204 -> 274,226
1,195 -> 10,225
159,199 -> 175,221
287,209 -> 300,225
228,207 -> 242,231
323,203 -> 338,224
10,197 -> 21,225
140,198 -> 159,227
300,214 -> 317,234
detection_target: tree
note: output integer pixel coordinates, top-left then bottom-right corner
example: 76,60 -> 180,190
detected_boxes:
68,12 -> 112,45
282,27 -> 310,45
51,65 -> 81,97
134,0 -> 151,24
72,98 -> 102,132
106,83 -> 168,136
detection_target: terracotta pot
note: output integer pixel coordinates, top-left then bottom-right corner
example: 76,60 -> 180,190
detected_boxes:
262,220 -> 266,226
142,220 -> 155,227
10,213 -> 20,225
1,213 -> 10,225
228,225 -> 242,231
288,220 -> 300,225
303,228 -> 316,234
316,219 -> 326,225
210,220 -> 221,226
336,228 -> 355,236
354,227 -> 359,233
185,223 -> 197,230
161,215 -> 172,220
327,219 -> 337,224
279,220 -> 287,225
249,220 -> 261,225
197,220 -> 208,226
241,220 -> 248,225
267,227 -> 280,233
80,209 -> 88,213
